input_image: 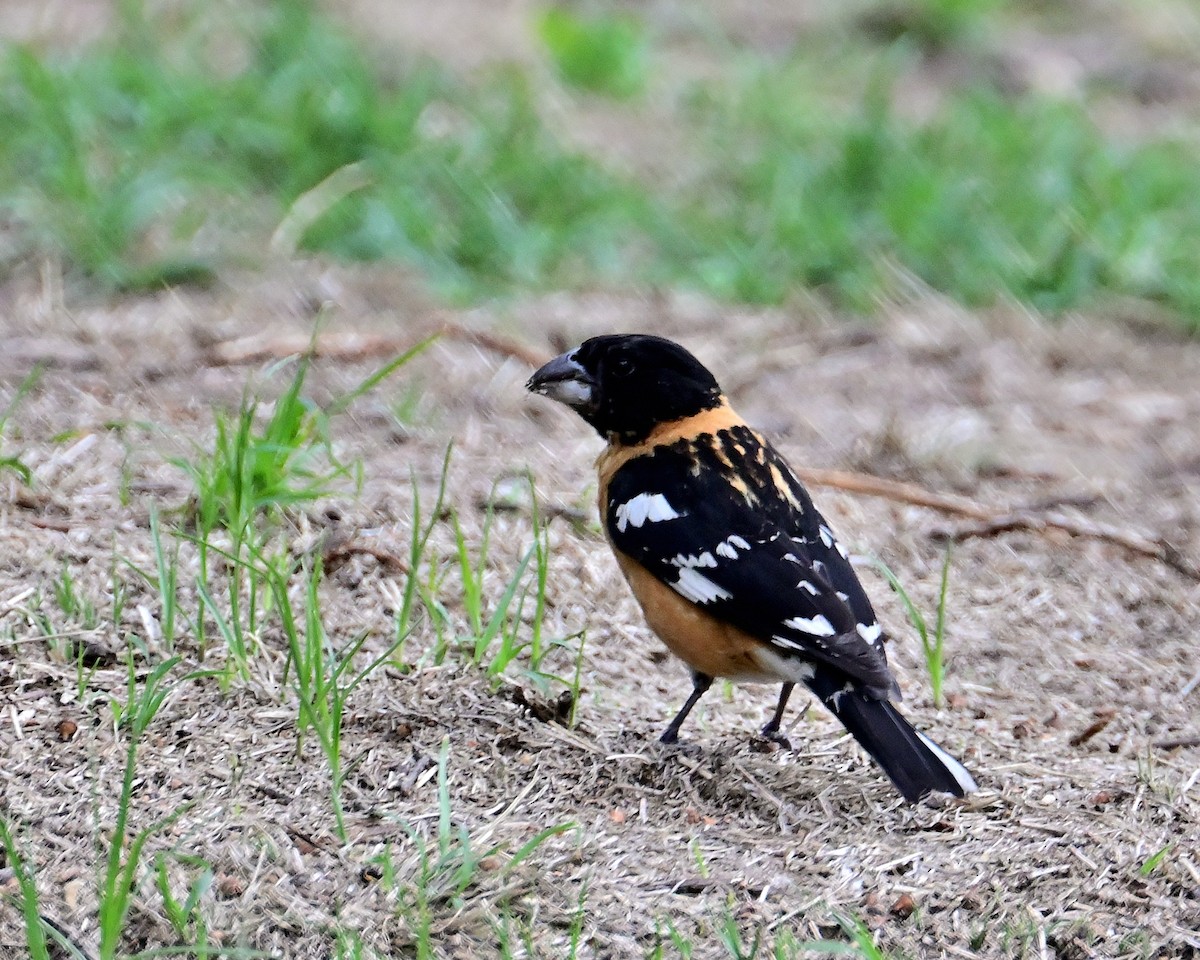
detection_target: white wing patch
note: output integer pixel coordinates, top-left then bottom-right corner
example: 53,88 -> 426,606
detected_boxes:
797,580 -> 820,595
672,568 -> 733,605
615,492 -> 680,532
818,525 -> 834,548
714,535 -> 753,560
671,551 -> 717,569
783,614 -> 837,637
856,622 -> 883,644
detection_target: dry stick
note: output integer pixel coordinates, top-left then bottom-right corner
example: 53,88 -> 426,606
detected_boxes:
791,467 -> 992,520
200,329 -> 1200,581
438,322 -> 551,368
1068,715 -> 1114,748
201,320 -> 550,368
792,467 -> 1200,583
203,330 -> 402,365
1152,735 -> 1200,750
323,540 -> 410,575
929,510 -> 1200,583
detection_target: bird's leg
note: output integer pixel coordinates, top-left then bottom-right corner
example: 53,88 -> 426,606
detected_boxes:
759,682 -> 795,749
659,672 -> 714,744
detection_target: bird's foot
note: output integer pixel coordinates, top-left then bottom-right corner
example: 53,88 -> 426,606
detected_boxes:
755,724 -> 792,751
657,733 -> 704,757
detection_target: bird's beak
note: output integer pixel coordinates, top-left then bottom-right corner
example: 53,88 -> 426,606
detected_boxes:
526,350 -> 596,411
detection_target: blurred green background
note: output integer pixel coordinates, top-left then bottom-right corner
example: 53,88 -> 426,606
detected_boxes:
2,0 -> 1200,329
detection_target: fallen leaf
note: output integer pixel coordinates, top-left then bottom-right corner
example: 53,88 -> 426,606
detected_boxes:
890,893 -> 917,918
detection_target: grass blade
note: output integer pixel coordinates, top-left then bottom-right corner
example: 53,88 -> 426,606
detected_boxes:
0,818 -> 50,960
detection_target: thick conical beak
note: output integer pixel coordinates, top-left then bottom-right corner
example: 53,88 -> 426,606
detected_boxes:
526,350 -> 596,410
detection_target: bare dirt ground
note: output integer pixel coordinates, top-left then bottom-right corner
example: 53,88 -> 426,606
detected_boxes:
1,262 -> 1198,958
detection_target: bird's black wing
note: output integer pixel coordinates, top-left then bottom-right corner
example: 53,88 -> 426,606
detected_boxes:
605,425 -> 898,699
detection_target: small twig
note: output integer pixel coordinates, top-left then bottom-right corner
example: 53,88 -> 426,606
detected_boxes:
28,516 -> 71,532
1016,492 -> 1103,513
202,330 -> 404,366
730,760 -> 789,812
202,319 -> 551,369
793,467 -> 992,520
797,468 -> 1200,581
661,877 -> 722,896
931,511 -> 1200,582
323,541 -> 410,575
438,321 -> 551,368
248,781 -> 292,803
284,825 -> 326,855
1069,715 -> 1114,747
1153,735 -> 1200,750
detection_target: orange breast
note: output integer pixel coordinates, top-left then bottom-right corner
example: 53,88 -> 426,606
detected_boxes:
611,548 -> 776,682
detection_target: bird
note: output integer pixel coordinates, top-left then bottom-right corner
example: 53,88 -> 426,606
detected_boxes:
526,333 -> 977,803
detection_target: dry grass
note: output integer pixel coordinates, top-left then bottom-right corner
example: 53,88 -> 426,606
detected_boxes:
0,261 -> 1197,958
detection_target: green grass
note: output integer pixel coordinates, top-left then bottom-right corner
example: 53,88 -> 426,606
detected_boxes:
172,356 -> 349,542
1138,842 -> 1171,878
376,738 -> 577,956
168,342 -> 428,678
0,817 -> 51,960
537,7 -> 650,99
0,366 -> 40,484
101,654 -> 196,960
1,354 -> 585,956
806,914 -> 894,958
392,450 -> 581,692
0,0 -> 648,297
154,852 -> 215,952
873,550 -> 952,709
452,482 -> 553,679
158,347 -> 571,840
672,65 -> 1200,321
3,1 -> 1200,327
646,909 -> 894,959
266,554 -> 407,841
4,638 -> 260,959
53,565 -> 99,630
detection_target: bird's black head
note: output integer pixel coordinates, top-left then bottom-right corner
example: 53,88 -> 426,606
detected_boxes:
526,334 -> 723,443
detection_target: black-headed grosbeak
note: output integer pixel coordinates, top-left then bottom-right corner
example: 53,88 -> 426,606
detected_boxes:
527,334 -> 976,802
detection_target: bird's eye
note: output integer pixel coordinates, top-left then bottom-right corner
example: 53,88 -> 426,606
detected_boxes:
612,357 -> 635,378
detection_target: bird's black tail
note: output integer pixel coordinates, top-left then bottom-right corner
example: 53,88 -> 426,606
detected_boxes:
812,679 -> 977,802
